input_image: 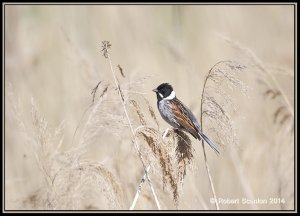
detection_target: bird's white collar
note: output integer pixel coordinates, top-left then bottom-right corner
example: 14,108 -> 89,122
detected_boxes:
163,91 -> 176,100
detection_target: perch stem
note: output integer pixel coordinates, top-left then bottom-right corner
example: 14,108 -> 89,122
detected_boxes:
105,50 -> 161,210
200,63 -> 220,210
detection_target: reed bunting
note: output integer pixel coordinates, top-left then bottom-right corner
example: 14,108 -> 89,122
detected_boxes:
153,83 -> 219,154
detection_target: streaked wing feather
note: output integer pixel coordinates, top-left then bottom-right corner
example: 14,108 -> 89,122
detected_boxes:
170,99 -> 200,139
170,98 -> 220,155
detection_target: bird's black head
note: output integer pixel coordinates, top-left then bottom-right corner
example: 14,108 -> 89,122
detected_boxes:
153,83 -> 175,101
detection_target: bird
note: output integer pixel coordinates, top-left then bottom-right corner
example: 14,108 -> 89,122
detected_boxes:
152,83 -> 219,154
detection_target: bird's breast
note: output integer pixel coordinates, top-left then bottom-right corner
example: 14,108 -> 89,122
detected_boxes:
158,100 -> 180,128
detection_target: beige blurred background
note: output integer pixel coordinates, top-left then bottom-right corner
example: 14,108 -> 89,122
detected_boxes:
5,4 -> 295,210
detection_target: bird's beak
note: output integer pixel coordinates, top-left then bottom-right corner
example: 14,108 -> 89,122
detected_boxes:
152,89 -> 158,93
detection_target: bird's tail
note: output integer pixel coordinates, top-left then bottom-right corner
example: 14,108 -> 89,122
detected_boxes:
199,132 -> 220,155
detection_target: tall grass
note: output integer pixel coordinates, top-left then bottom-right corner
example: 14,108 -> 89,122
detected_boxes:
5,5 -> 294,211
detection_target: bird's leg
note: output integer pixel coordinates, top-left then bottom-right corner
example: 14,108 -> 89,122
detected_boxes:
162,128 -> 170,139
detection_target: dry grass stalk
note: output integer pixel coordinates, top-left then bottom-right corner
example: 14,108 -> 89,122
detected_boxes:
199,60 -> 249,210
129,165 -> 151,210
101,41 -> 161,210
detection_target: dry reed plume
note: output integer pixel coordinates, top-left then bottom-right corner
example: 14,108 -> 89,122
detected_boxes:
7,84 -> 125,209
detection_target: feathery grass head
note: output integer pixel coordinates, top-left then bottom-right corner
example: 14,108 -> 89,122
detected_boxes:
200,60 -> 248,148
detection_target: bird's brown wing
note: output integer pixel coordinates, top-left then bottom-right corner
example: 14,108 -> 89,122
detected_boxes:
170,99 -> 201,140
